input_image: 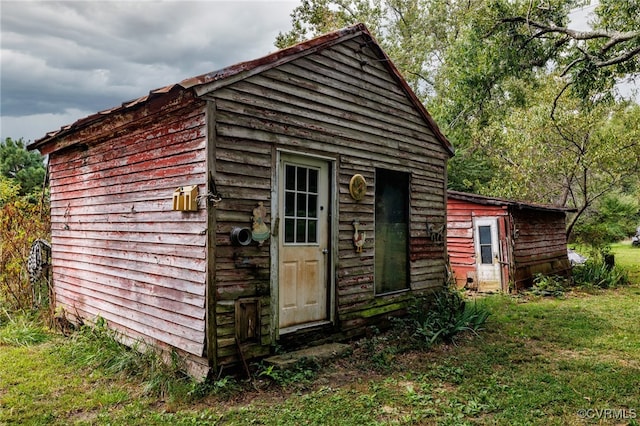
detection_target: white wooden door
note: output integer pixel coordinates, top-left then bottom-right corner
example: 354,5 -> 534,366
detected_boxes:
474,218 -> 502,291
278,155 -> 329,330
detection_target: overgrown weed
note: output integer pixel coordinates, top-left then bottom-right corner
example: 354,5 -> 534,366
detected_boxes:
573,259 -> 629,289
254,357 -> 321,389
0,190 -> 50,312
0,308 -> 50,346
347,287 -> 491,375
528,274 -> 570,297
407,287 -> 491,348
55,316 -> 201,402
188,375 -> 241,400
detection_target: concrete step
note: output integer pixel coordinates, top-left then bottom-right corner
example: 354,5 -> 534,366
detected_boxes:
263,343 -> 351,369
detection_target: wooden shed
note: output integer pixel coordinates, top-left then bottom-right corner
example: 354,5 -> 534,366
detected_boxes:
447,191 -> 574,292
29,24 -> 454,377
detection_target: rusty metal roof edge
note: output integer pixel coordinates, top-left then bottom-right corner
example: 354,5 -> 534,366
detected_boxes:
183,22 -> 454,156
28,82 -> 188,151
180,24 -> 368,92
29,23 -> 454,157
447,190 -> 577,213
27,26 -> 368,151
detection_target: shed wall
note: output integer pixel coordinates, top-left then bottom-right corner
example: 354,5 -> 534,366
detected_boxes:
511,209 -> 571,288
48,91 -> 209,365
207,35 -> 449,365
446,198 -> 509,288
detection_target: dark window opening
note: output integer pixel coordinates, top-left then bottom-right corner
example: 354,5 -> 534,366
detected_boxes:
478,225 -> 493,264
375,169 -> 410,294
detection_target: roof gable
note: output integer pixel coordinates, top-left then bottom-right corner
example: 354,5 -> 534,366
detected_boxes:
30,23 -> 453,156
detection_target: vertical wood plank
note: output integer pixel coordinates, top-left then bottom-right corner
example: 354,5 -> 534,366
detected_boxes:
206,100 -> 218,369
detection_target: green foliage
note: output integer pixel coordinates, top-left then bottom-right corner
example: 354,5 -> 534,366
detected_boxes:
276,1 -> 640,207
477,83 -> 640,240
255,357 -> 320,388
569,0 -> 640,101
572,191 -> 640,247
0,138 -> 50,314
0,137 -> 46,197
409,288 -> 491,347
572,259 -> 630,289
0,193 -> 50,312
528,274 -> 569,297
188,375 -> 241,400
0,175 -> 20,204
446,146 -> 496,193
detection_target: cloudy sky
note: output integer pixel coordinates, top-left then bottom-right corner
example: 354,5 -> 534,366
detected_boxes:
1,1 -> 634,144
1,0 -> 301,143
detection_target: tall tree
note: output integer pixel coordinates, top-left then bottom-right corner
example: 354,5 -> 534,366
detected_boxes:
478,78 -> 640,237
277,1 -> 640,111
496,0 -> 640,104
0,137 -> 46,196
276,0 -> 640,202
275,0 -> 499,190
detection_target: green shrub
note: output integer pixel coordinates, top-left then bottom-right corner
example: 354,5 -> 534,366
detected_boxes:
572,259 -> 629,289
529,274 -> 569,297
571,192 -> 640,247
0,187 -> 50,313
255,357 -> 320,388
409,287 -> 490,348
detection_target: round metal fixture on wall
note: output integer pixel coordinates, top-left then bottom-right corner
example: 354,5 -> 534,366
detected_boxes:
349,174 -> 367,201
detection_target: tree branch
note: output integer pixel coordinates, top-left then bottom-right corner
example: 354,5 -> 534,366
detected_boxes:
501,16 -> 640,42
593,44 -> 640,68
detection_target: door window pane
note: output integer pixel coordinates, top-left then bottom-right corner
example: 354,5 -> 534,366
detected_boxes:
308,220 -> 317,243
297,167 -> 307,191
283,163 -> 321,244
375,169 -> 410,294
296,219 -> 306,242
479,226 -> 491,244
308,196 -> 317,217
285,165 -> 295,190
284,218 -> 295,243
478,225 -> 493,264
285,192 -> 295,216
308,169 -> 318,193
297,193 -> 307,217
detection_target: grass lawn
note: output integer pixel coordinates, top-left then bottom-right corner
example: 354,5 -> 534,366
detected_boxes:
1,244 -> 639,425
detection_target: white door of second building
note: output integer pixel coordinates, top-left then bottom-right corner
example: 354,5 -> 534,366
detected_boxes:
474,217 -> 502,291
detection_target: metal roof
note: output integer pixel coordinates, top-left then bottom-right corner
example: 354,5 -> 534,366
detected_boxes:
448,190 -> 577,213
28,23 -> 453,156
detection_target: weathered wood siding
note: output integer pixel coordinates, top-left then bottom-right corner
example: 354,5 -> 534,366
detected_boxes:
511,209 -> 571,289
207,34 -> 449,364
48,91 -> 209,363
446,198 -> 508,289
447,193 -> 571,291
